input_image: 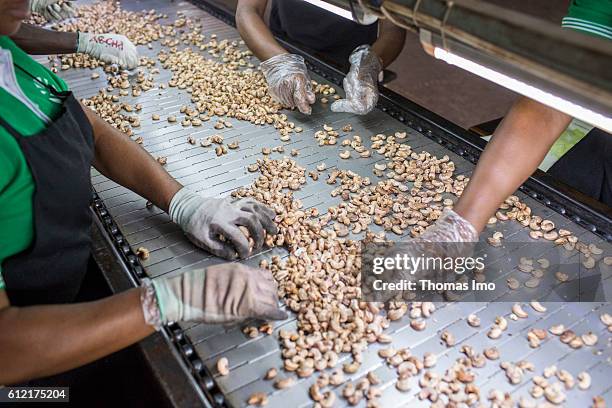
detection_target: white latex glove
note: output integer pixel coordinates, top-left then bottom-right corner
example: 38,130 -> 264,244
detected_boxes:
260,53 -> 316,114
418,209 -> 478,244
369,209 -> 479,303
77,32 -> 139,69
30,0 -> 77,21
141,264 -> 288,327
169,188 -> 278,259
331,45 -> 382,115
388,209 -> 478,279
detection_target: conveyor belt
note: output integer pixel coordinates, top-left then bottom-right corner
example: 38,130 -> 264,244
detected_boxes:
35,0 -> 612,406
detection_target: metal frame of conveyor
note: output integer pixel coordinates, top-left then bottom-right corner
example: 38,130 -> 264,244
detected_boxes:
319,0 -> 612,120
91,196 -> 222,407
88,1 -> 611,407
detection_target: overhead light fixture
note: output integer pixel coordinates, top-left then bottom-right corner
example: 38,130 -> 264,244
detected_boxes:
302,0 -> 353,20
433,47 -> 612,133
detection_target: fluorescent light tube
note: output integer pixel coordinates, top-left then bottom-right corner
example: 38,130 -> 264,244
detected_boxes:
302,0 -> 353,20
434,47 -> 612,132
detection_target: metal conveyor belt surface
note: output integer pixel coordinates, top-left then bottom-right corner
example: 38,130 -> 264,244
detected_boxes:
34,0 -> 612,406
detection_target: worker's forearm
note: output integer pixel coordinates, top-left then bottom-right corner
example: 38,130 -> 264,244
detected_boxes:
454,97 -> 572,232
0,288 -> 154,384
236,4 -> 287,61
371,20 -> 406,68
83,105 -> 182,212
10,24 -> 78,55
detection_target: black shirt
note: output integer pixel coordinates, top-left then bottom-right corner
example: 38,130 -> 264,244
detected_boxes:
269,0 -> 378,71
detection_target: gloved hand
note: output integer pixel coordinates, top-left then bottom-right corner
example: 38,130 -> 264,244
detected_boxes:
331,45 -> 382,115
169,188 -> 278,259
419,209 -> 479,244
141,264 -> 288,327
77,32 -> 139,69
30,0 -> 77,21
381,209 -> 478,291
260,53 -> 316,114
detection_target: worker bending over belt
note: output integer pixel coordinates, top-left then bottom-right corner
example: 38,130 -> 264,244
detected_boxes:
236,0 -> 406,115
0,1 -> 287,386
393,0 -> 611,255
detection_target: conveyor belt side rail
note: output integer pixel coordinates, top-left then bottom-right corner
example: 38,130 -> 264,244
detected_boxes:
91,194 -> 227,407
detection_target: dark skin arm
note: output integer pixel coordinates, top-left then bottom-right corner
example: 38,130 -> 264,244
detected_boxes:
0,288 -> 154,385
454,97 -> 572,232
83,104 -> 182,212
236,0 -> 286,61
10,23 -> 78,55
371,19 -> 406,68
0,103 -> 183,384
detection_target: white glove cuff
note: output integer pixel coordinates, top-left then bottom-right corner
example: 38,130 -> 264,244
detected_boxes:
349,45 -> 383,84
169,187 -> 205,227
260,53 -> 309,82
76,32 -> 92,54
435,209 -> 479,243
140,278 -> 163,330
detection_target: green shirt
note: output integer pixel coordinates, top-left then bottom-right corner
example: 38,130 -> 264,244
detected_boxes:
0,36 -> 68,290
539,1 -> 611,170
562,0 -> 612,39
